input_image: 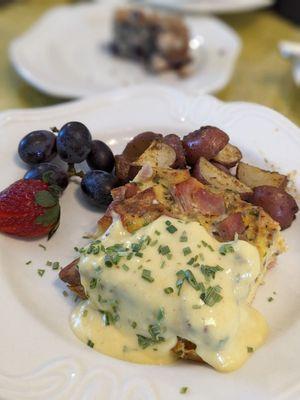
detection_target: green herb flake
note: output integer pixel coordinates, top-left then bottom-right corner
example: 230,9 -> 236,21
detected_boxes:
62,290 -> 68,297
200,264 -> 224,280
87,339 -> 94,348
158,245 -> 171,255
200,285 -> 223,307
150,239 -> 158,247
46,261 -> 52,267
38,244 -> 46,251
180,387 -> 188,394
135,252 -> 143,258
166,224 -> 177,234
268,297 -> 274,302
155,230 -> 161,236
25,260 -> 32,265
141,269 -> 154,283
192,304 -> 201,309
183,247 -> 191,256
201,240 -> 214,251
247,346 -> 254,353
89,278 -> 97,289
164,287 -> 174,294
52,261 -> 60,270
157,307 -> 165,322
37,269 -> 45,277
160,260 -> 166,269
180,231 -> 188,242
122,264 -> 129,271
219,244 -> 235,256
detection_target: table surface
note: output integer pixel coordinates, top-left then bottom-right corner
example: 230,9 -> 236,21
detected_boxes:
0,0 -> 299,125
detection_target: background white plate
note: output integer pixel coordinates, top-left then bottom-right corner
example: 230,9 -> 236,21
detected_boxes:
131,0 -> 275,14
0,85 -> 300,400
9,3 -> 241,99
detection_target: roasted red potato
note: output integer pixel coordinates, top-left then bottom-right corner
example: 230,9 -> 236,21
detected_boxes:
122,131 -> 163,162
212,144 -> 242,168
250,185 -> 298,230
193,157 -> 252,198
236,162 -> 288,190
183,126 -> 229,165
131,140 -> 176,168
163,134 -> 186,168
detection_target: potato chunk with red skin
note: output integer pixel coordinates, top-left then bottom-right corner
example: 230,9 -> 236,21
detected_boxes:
183,126 -> 229,166
250,186 -> 298,230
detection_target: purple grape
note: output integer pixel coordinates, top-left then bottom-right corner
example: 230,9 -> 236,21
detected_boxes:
24,163 -> 69,190
57,122 -> 92,164
18,130 -> 56,165
81,170 -> 117,207
87,140 -> 115,172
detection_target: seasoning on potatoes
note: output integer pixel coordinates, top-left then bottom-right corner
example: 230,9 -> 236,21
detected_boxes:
251,185 -> 298,230
193,157 -> 252,198
183,126 -> 229,166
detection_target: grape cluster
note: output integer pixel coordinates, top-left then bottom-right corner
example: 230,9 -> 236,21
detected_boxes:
18,122 -> 116,207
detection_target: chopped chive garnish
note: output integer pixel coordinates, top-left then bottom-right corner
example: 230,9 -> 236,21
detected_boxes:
180,231 -> 188,242
87,339 -> 94,348
247,346 -> 254,353
166,224 -> 177,234
201,240 -> 214,251
219,244 -> 234,256
157,307 -> 165,322
200,285 -> 223,307
25,260 -> 32,265
135,252 -> 143,258
38,244 -> 46,251
127,253 -> 133,260
180,387 -> 188,394
155,230 -> 161,236
141,269 -> 154,282
46,261 -> 52,267
131,321 -> 137,329
37,269 -> 45,277
52,261 -> 60,270
187,257 -> 195,265
164,287 -> 174,294
74,246 -> 79,252
160,260 -> 166,269
89,278 -> 97,289
158,245 -> 171,255
183,247 -> 191,256
166,220 -> 172,226
122,264 -> 129,271
200,264 -> 224,280
150,239 -> 158,247
62,290 -> 68,297
268,297 -> 274,302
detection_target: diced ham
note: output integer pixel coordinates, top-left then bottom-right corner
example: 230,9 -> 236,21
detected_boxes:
111,183 -> 139,201
174,177 -> 225,216
217,212 -> 245,241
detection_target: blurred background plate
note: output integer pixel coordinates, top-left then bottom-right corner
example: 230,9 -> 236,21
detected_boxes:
131,0 -> 275,14
9,2 -> 241,99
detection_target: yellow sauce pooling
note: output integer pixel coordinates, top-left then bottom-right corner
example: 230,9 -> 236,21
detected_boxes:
71,216 -> 268,371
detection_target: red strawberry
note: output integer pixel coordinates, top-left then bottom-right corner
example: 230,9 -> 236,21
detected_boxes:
0,179 -> 60,238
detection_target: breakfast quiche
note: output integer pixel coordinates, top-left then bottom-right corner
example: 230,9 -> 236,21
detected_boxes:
60,163 -> 286,371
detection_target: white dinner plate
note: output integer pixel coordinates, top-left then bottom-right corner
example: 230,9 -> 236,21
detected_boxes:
131,0 -> 275,14
9,2 -> 241,99
0,85 -> 300,400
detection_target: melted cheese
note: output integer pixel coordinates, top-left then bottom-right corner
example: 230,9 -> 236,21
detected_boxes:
71,216 -> 268,371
